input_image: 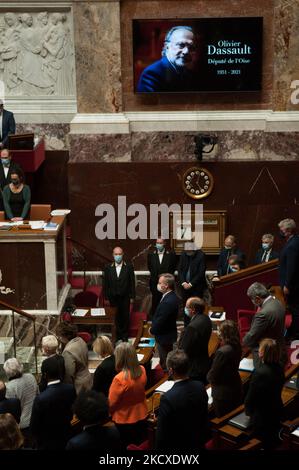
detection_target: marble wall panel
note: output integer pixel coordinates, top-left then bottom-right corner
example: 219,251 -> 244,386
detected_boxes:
16,123 -> 70,151
73,1 -> 122,113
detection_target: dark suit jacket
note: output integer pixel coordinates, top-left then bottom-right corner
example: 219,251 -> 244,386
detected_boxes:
254,248 -> 279,265
0,160 -> 21,190
178,250 -> 206,294
147,249 -> 177,291
207,344 -> 242,403
103,261 -> 135,300
245,363 -> 284,436
151,290 -> 179,345
39,354 -> 65,392
243,297 -> 286,368
30,382 -> 76,449
93,355 -> 116,396
66,423 -> 121,451
217,247 -> 245,276
155,379 -> 208,451
1,109 -> 16,147
279,234 -> 299,301
179,313 -> 212,379
137,56 -> 199,93
0,397 -> 21,423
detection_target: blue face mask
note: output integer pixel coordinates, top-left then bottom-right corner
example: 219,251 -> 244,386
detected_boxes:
184,306 -> 191,317
262,243 -> 270,250
1,158 -> 9,167
114,255 -> 123,264
156,243 -> 164,252
230,266 -> 238,273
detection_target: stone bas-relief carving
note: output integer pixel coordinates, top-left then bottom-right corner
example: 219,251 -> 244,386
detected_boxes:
0,269 -> 14,295
0,11 -> 75,96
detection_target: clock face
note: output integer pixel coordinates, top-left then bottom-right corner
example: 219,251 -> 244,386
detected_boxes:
182,167 -> 214,199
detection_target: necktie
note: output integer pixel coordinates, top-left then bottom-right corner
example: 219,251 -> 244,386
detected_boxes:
261,250 -> 267,263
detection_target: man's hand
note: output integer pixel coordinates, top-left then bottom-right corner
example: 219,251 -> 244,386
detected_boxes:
11,217 -> 23,222
182,282 -> 190,290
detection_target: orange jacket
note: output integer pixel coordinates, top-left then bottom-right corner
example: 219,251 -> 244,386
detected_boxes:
108,366 -> 148,424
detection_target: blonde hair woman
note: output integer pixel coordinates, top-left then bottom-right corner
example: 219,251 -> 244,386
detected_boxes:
92,336 -> 116,396
108,342 -> 148,448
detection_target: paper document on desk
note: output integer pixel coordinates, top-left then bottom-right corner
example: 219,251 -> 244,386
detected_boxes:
206,386 -> 213,405
90,308 -> 106,316
155,380 -> 174,393
73,309 -> 88,317
10,221 -> 23,226
0,222 -> 12,226
239,358 -> 254,372
29,221 -> 46,230
137,354 -> 144,361
88,368 -> 96,374
292,427 -> 299,437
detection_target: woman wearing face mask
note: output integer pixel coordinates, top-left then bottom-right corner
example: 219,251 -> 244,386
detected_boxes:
2,168 -> 31,221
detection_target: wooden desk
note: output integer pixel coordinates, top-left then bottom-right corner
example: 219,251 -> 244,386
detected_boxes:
133,320 -> 155,366
71,307 -> 117,344
0,215 -> 69,313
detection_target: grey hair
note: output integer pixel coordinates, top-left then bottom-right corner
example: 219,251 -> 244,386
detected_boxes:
159,273 -> 175,290
262,233 -> 274,242
41,335 -> 58,353
278,218 -> 296,231
3,358 -> 23,379
162,26 -> 195,56
247,282 -> 269,300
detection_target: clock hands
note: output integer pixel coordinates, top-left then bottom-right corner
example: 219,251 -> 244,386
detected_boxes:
196,175 -> 203,190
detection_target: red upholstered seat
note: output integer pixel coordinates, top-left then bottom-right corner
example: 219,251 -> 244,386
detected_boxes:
77,331 -> 92,343
74,290 -> 98,308
128,311 -> 147,338
237,309 -> 255,341
127,440 -> 150,451
85,285 -> 103,306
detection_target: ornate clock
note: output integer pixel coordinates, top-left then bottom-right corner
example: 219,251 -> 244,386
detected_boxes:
182,167 -> 214,199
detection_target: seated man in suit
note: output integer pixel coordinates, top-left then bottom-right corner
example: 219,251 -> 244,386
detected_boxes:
147,238 -> 177,318
179,297 -> 212,383
150,273 -> 179,370
30,355 -> 76,450
178,242 -> 207,326
217,235 -> 245,276
0,380 -> 21,423
254,233 -> 279,265
0,100 -> 15,149
103,246 -> 135,343
0,148 -> 21,211
155,349 -> 208,451
243,282 -> 286,369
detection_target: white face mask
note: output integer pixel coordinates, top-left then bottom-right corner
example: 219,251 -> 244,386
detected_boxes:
157,283 -> 164,293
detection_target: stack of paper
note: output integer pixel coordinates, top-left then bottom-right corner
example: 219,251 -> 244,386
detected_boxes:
51,209 -> 71,216
90,308 -> 106,316
73,309 -> 88,317
206,386 -> 213,405
137,353 -> 144,362
155,380 -> 175,393
29,221 -> 46,230
239,358 -> 254,372
208,311 -> 226,321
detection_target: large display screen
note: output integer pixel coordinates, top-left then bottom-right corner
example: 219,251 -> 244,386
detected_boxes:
133,17 -> 263,93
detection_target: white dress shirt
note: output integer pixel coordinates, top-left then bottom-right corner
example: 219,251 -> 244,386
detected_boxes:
115,263 -> 123,277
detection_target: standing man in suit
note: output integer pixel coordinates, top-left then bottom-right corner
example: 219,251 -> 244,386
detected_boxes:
244,282 -> 286,369
103,246 -> 135,343
254,233 -> 279,265
30,356 -> 76,449
155,349 -> 208,451
278,218 -> 299,340
147,238 -> 177,318
0,148 -> 21,210
179,297 -> 212,383
150,273 -> 179,370
0,100 -> 15,149
217,235 -> 245,276
178,242 -> 207,326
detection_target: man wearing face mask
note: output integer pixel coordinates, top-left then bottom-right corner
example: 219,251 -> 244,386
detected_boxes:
278,218 -> 299,340
147,238 -> 177,319
243,282 -> 286,369
217,235 -> 245,277
178,242 -> 207,326
2,168 -> 30,221
103,247 -> 135,343
0,99 -> 16,149
0,148 -> 21,211
150,273 -> 179,370
179,297 -> 212,383
254,233 -> 279,265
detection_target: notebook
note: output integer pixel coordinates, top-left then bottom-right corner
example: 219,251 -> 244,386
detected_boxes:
239,358 -> 254,372
228,411 -> 251,430
155,380 -> 174,393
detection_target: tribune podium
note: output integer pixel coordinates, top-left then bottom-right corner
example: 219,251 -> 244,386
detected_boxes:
8,134 -> 45,172
0,215 -> 70,313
